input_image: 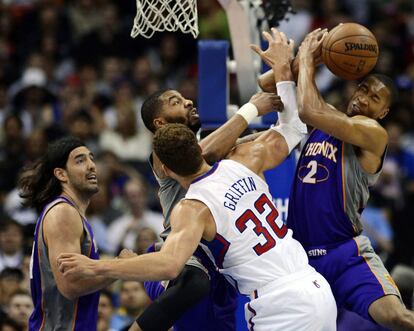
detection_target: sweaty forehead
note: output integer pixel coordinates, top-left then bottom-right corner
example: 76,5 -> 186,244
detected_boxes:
364,77 -> 390,97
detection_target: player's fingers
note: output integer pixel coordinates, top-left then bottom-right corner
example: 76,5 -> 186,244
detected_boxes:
279,30 -> 288,44
62,267 -> 77,277
58,253 -> 75,259
250,44 -> 263,56
262,30 -> 274,43
318,31 -> 328,45
58,261 -> 72,273
316,29 -> 328,40
311,27 -> 322,35
274,100 -> 284,112
289,39 -> 295,52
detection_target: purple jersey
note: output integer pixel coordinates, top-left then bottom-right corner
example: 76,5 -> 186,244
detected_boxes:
29,196 -> 100,331
288,129 -> 379,249
287,130 -> 402,323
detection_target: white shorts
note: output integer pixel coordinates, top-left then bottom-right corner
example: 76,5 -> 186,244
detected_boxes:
245,266 -> 337,331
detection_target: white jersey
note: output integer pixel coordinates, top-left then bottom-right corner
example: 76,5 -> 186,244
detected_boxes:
185,159 -> 310,295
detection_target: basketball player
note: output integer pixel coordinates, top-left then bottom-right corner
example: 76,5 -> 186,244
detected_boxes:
58,30 -> 338,331
58,119 -> 337,330
286,29 -> 414,330
18,137 -> 114,330
128,85 -> 283,329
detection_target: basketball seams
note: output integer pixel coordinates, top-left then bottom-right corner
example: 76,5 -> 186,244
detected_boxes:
326,48 -> 376,77
321,49 -> 378,58
325,34 -> 376,49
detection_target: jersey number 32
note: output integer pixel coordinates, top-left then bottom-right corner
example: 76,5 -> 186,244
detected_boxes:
235,193 -> 287,256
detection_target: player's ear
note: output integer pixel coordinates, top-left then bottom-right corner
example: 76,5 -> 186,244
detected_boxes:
161,163 -> 172,178
153,117 -> 167,130
378,107 -> 389,120
54,168 -> 68,183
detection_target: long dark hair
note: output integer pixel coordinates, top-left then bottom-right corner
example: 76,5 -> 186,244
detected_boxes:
18,136 -> 85,212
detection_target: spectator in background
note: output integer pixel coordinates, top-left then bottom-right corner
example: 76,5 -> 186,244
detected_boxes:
99,106 -> 152,164
0,115 -> 25,194
3,173 -> 37,227
0,82 -> 11,144
67,0 -> 104,42
11,67 -> 56,136
107,177 -> 163,254
24,128 -> 48,164
87,182 -> 123,254
0,317 -> 22,331
134,227 -> 158,255
361,205 -> 394,257
0,220 -> 24,272
0,268 -> 24,319
111,281 -> 150,331
6,290 -> 32,331
97,290 -> 116,331
66,110 -> 100,155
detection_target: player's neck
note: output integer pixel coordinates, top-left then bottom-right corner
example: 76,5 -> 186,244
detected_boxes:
177,162 -> 212,189
60,188 -> 89,218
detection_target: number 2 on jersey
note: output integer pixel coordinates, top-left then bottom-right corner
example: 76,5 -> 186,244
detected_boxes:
303,160 -> 317,183
235,194 -> 287,256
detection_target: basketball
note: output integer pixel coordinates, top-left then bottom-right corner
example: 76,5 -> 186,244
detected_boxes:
322,23 -> 379,80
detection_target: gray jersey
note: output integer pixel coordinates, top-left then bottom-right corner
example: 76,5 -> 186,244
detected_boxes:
157,175 -> 187,239
29,197 -> 100,331
343,142 -> 383,234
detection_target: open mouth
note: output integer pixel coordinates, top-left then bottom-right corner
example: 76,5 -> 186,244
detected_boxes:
189,108 -> 199,121
87,174 -> 97,183
352,104 -> 361,114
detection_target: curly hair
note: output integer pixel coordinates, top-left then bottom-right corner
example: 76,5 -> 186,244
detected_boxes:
153,124 -> 203,176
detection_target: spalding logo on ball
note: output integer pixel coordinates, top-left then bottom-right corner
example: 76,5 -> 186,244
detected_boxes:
322,23 -> 379,80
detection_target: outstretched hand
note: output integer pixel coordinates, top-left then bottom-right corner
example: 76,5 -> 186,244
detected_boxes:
250,92 -> 284,115
57,253 -> 98,278
251,27 -> 294,69
297,28 -> 328,64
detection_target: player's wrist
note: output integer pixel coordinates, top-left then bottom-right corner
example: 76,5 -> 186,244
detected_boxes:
236,103 -> 258,124
272,64 -> 293,82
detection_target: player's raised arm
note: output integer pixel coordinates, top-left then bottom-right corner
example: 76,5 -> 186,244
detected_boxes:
232,28 -> 307,173
58,199 -> 208,282
297,29 -> 389,158
199,92 -> 283,164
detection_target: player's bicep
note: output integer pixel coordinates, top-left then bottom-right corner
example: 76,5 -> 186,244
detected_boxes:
161,202 -> 206,270
43,206 -> 84,295
302,105 -> 387,154
343,116 -> 388,154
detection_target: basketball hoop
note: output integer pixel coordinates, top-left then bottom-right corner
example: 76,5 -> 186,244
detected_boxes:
130,0 -> 199,39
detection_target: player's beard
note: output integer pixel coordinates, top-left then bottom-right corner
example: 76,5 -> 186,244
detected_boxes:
165,115 -> 201,134
68,174 -> 99,199
188,119 -> 201,133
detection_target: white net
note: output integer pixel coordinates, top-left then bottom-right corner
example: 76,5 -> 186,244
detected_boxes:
131,0 -> 198,39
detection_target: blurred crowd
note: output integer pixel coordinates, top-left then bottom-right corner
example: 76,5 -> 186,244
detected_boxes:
0,0 -> 413,330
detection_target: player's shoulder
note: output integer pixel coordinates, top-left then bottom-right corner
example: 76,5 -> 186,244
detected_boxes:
44,202 -> 82,228
175,198 -> 208,213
